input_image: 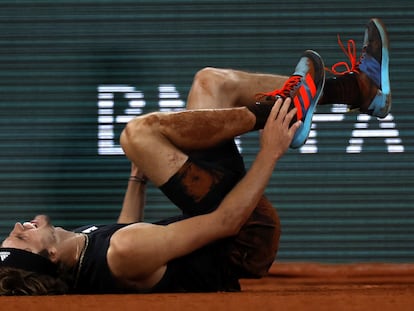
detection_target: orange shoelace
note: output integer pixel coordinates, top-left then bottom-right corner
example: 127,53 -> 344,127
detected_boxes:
255,35 -> 360,101
255,75 -> 302,101
326,35 -> 360,75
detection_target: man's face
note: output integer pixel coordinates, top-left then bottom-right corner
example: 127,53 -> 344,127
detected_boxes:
1,215 -> 57,255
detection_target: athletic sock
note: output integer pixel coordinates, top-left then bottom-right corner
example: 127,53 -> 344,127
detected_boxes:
318,73 -> 361,107
246,100 -> 274,130
247,99 -> 299,130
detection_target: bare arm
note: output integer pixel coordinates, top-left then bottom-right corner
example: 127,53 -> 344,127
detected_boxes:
117,163 -> 147,224
109,98 -> 299,287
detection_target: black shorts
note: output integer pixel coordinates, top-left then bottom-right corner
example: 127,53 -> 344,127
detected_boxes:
159,140 -> 280,278
159,141 -> 246,216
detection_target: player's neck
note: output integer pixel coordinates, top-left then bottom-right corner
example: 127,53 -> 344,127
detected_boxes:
54,230 -> 85,268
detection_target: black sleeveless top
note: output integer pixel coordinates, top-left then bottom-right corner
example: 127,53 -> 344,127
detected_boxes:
71,222 -> 240,294
150,238 -> 240,293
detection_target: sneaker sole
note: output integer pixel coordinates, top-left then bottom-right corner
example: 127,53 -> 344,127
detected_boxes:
290,50 -> 325,149
369,18 -> 392,118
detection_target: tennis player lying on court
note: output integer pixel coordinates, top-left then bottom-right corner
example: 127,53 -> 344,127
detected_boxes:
0,18 -> 390,294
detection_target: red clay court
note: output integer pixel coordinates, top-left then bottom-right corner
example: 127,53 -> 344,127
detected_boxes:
3,262 -> 414,311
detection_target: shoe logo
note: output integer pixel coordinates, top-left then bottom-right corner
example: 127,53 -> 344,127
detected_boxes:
0,251 -> 10,262
293,73 -> 317,120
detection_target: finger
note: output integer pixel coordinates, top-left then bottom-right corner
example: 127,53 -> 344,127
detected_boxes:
289,120 -> 302,135
268,97 -> 284,120
277,97 -> 292,120
284,104 -> 298,126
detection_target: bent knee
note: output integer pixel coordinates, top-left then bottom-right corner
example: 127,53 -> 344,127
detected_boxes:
120,113 -> 161,152
192,67 -> 240,96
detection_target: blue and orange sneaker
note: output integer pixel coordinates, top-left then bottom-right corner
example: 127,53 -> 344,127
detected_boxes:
327,18 -> 391,118
359,18 -> 391,118
257,50 -> 325,149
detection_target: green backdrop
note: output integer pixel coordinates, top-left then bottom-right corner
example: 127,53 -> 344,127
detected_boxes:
0,0 -> 413,262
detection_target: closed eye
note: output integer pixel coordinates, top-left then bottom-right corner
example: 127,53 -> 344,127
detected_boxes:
16,234 -> 26,241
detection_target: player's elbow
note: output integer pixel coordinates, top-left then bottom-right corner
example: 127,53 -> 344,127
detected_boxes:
217,209 -> 245,237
